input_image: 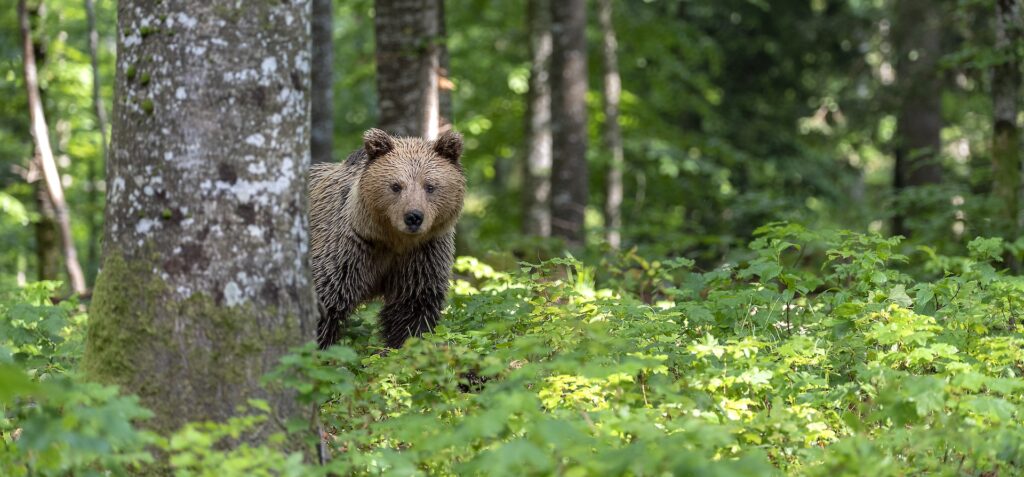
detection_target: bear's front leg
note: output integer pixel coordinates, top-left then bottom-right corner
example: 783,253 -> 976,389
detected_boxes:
317,300 -> 356,349
315,234 -> 376,349
378,235 -> 454,348
378,287 -> 446,348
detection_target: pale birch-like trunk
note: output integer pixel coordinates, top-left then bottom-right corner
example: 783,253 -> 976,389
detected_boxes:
599,0 -> 624,249
19,0 -> 87,295
523,0 -> 553,237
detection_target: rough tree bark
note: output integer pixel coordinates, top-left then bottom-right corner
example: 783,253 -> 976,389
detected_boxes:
993,0 -> 1021,264
891,0 -> 944,237
598,0 -> 624,249
311,0 -> 334,164
85,0 -> 106,283
374,0 -> 451,139
550,0 -> 589,246
437,0 -> 453,126
19,0 -> 87,295
523,0 -> 553,237
83,0 -> 315,442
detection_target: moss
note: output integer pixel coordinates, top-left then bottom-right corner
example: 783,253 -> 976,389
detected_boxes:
140,26 -> 157,38
140,73 -> 151,87
213,4 -> 245,23
126,66 -> 137,81
141,99 -> 154,115
83,250 -> 306,441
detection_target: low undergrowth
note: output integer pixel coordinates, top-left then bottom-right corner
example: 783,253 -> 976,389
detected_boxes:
3,223 -> 1024,476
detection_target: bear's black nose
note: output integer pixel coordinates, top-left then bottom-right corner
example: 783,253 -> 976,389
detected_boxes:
404,210 -> 424,228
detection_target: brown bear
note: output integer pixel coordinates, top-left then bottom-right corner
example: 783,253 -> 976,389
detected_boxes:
309,128 -> 466,349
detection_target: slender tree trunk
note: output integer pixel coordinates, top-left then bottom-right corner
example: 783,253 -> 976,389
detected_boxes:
549,0 -> 588,247
311,0 -> 334,164
34,184 -> 60,282
85,0 -> 106,284
523,0 -> 553,237
84,0 -> 314,444
891,0 -> 944,237
598,0 -> 624,249
25,2 -> 59,283
19,0 -> 87,295
375,0 -> 451,139
437,0 -> 453,130
993,0 -> 1021,270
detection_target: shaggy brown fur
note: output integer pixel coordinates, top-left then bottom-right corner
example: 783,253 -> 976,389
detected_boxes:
310,128 -> 466,349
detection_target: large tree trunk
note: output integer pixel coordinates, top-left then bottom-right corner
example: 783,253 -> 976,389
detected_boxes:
85,0 -> 106,284
83,0 -> 315,444
891,0 -> 944,237
549,0 -> 588,247
522,0 -> 553,237
311,0 -> 334,164
993,0 -> 1021,266
19,0 -> 87,295
598,0 -> 624,249
375,0 -> 451,139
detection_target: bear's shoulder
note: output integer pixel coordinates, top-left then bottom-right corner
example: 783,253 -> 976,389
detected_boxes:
344,148 -> 368,167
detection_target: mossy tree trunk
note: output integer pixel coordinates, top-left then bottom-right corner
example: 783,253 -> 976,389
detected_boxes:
374,0 -> 451,139
891,0 -> 944,238
550,0 -> 589,247
522,0 -> 553,237
84,0 -> 315,443
993,0 -> 1022,270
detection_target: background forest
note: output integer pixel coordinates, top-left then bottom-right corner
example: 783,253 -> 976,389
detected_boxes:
3,0 -> 1024,475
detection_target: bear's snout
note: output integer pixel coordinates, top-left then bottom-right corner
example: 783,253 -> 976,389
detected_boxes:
404,210 -> 424,231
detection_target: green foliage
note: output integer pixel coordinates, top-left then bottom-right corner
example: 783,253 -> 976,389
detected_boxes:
162,401 -> 312,477
2,225 -> 1024,474
0,282 -> 154,476
260,224 -> 1022,475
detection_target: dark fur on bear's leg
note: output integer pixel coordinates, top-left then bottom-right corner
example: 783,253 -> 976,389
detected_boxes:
379,288 -> 445,348
314,236 -> 373,350
378,236 -> 453,348
317,305 -> 349,349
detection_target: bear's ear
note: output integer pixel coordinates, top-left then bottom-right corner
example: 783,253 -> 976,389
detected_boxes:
433,129 -> 463,164
363,128 -> 395,161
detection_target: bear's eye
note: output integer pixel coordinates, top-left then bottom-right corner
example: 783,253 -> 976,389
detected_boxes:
424,183 -> 436,194
390,183 -> 403,193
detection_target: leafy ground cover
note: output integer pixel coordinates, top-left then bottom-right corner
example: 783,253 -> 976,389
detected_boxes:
3,224 -> 1024,476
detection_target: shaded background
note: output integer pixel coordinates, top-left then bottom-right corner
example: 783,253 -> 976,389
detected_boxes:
0,0 -> 1018,290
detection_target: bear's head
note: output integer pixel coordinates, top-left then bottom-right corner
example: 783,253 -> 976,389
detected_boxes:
358,128 -> 466,243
